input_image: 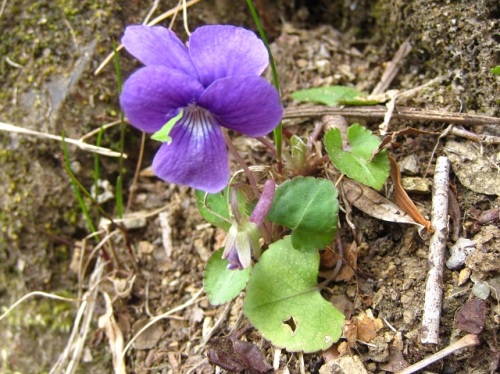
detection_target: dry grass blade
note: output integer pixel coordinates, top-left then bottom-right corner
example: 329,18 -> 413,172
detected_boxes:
121,288 -> 204,359
0,292 -> 77,323
99,292 -> 126,374
0,121 -> 125,158
50,257 -> 106,374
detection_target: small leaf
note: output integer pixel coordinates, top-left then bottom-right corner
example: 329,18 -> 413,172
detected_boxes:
325,124 -> 390,190
268,177 -> 338,252
151,110 -> 183,143
204,248 -> 251,305
244,236 -> 344,353
195,187 -> 250,232
291,86 -> 380,106
195,189 -> 232,231
491,65 -> 500,75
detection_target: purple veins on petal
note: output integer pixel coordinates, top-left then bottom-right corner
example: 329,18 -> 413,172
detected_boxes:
152,106 -> 229,193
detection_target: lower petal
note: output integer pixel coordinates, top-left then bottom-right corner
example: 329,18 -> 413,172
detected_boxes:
198,76 -> 283,137
152,107 -> 229,193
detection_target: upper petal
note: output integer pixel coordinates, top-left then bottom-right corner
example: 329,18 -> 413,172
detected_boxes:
198,76 -> 283,137
152,109 -> 229,193
189,25 -> 269,87
122,25 -> 198,77
120,66 -> 204,133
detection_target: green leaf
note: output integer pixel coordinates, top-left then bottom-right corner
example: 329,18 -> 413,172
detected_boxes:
325,123 -> 389,190
204,248 -> 251,305
268,177 -> 338,251
291,86 -> 380,106
244,236 -> 344,352
195,188 -> 232,231
151,110 -> 184,143
195,187 -> 251,232
491,65 -> 500,75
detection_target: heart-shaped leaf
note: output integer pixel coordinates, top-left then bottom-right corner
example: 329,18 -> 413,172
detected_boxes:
268,177 -> 338,252
325,124 -> 389,190
244,236 -> 344,352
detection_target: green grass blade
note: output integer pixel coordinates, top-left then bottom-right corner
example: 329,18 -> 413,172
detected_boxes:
61,136 -> 97,235
246,0 -> 283,159
116,175 -> 123,218
113,40 -> 125,218
93,126 -> 104,199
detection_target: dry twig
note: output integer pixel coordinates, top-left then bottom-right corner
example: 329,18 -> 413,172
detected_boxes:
421,156 -> 450,344
0,121 -> 125,158
371,38 -> 412,96
397,334 -> 479,374
284,106 -> 500,126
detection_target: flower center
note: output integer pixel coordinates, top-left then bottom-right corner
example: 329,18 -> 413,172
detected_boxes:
182,104 -> 218,139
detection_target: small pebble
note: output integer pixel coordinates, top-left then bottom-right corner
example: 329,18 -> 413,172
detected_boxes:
457,267 -> 471,286
472,281 -> 490,300
446,238 -> 476,269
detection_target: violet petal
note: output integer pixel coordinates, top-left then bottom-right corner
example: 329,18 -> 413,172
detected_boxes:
152,112 -> 229,193
189,25 -> 269,87
198,76 -> 282,137
120,66 -> 204,133
249,180 -> 276,225
122,25 -> 198,77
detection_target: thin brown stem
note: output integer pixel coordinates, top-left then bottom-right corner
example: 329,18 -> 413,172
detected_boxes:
284,106 -> 500,126
256,136 -> 277,156
223,130 -> 260,197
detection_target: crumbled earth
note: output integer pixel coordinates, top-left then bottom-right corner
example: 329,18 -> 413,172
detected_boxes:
1,0 -> 499,373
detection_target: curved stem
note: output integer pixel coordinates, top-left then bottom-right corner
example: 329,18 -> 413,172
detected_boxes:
223,130 -> 260,198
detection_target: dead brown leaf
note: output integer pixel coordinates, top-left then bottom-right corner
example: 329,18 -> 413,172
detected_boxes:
354,310 -> 384,343
342,177 -> 425,231
389,155 -> 433,232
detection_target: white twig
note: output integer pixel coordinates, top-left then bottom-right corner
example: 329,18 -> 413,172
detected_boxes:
397,334 -> 479,374
421,156 -> 450,344
0,121 -> 125,158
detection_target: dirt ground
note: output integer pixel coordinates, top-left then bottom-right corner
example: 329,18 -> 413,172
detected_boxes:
0,0 -> 499,373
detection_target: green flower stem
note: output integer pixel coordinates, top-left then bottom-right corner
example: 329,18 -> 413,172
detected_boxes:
246,0 -> 283,161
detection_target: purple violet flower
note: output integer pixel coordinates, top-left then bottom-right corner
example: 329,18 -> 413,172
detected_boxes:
120,25 -> 283,193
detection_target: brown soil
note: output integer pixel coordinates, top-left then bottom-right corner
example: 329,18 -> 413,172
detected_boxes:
1,0 -> 499,373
